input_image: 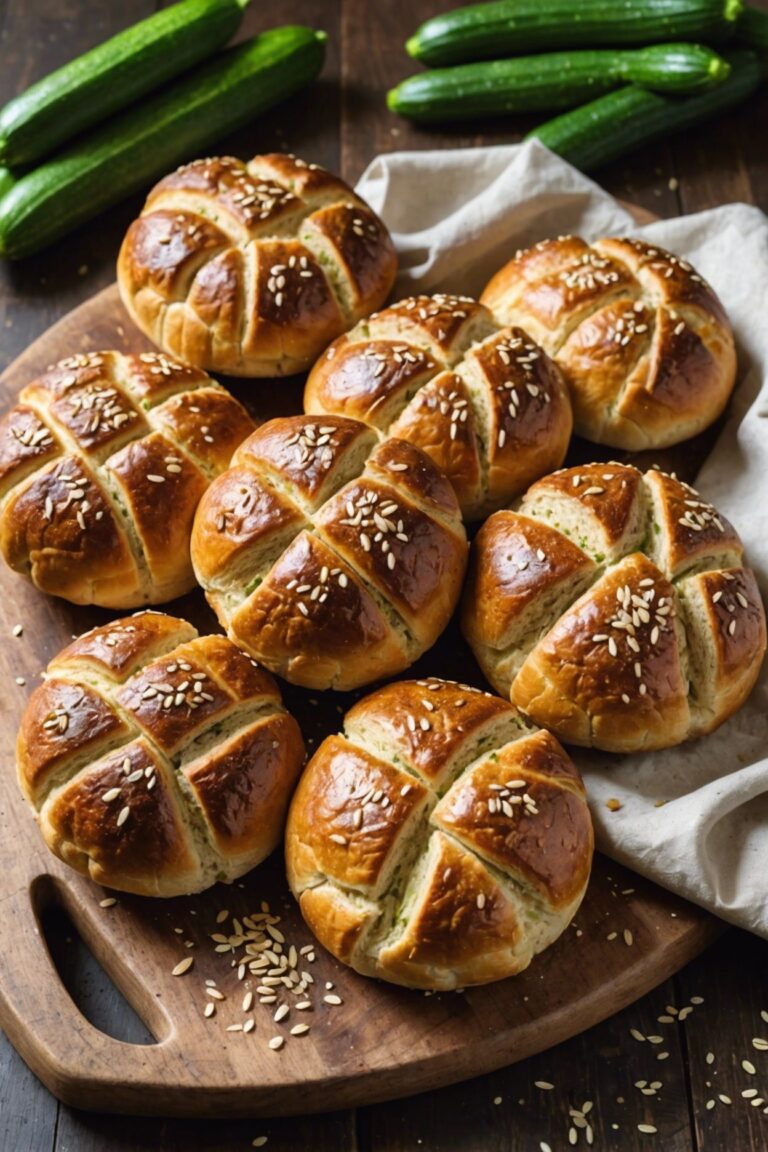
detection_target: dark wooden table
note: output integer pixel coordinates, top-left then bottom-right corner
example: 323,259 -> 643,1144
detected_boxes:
1,2 -> 767,1150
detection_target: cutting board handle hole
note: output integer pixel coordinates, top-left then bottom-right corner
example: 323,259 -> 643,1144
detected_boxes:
33,876 -> 157,1047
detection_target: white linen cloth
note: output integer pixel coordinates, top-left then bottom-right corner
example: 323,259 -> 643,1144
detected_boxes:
356,140 -> 768,939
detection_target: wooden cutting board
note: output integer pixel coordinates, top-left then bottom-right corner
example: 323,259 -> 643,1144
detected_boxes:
0,281 -> 721,1119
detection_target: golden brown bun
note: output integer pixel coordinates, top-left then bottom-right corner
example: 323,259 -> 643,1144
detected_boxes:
191,415 -> 467,691
17,613 -> 305,897
117,154 -> 397,377
304,294 -> 572,520
0,350 -> 253,607
286,678 -> 593,990
481,236 -> 736,450
462,463 -> 766,753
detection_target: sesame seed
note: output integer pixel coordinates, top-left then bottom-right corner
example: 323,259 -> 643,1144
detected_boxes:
290,1023 -> 310,1036
116,805 -> 130,827
171,957 -> 194,976
637,1125 -> 657,1134
535,1081 -> 554,1090
99,897 -> 117,908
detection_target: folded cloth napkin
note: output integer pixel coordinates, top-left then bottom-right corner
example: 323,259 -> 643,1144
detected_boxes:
357,139 -> 768,939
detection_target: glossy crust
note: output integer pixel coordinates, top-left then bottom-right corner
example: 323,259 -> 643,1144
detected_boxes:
191,415 -> 467,691
0,351 -> 253,607
16,613 -> 305,897
462,463 -> 766,753
481,236 -> 737,451
118,154 -> 398,377
304,295 -> 573,519
286,679 -> 593,990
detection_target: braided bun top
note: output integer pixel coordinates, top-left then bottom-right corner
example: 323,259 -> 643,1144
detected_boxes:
118,153 -> 398,377
0,350 -> 253,607
17,613 -> 305,897
462,463 -> 766,753
304,293 -> 572,520
481,236 -> 736,451
191,415 -> 467,691
286,678 -> 593,990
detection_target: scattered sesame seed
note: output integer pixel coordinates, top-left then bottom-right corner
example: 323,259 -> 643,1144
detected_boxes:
171,957 -> 194,977
99,897 -> 117,908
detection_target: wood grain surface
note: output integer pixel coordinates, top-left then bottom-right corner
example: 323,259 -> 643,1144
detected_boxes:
0,0 -> 767,1148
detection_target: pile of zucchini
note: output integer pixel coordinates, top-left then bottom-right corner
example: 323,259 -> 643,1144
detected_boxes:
0,0 -> 326,259
390,0 -> 768,171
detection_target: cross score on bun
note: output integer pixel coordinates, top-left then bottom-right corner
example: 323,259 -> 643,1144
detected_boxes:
0,351 -> 253,607
117,153 -> 398,377
286,679 -> 593,990
481,236 -> 736,451
304,294 -> 572,520
191,415 -> 467,691
17,613 -> 305,897
462,463 -> 766,754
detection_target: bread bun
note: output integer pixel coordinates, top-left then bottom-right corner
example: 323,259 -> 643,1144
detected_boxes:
286,678 -> 593,990
462,463 -> 766,753
117,153 -> 397,377
17,612 -> 305,897
304,293 -> 572,520
0,350 -> 253,607
191,415 -> 467,691
481,236 -> 736,450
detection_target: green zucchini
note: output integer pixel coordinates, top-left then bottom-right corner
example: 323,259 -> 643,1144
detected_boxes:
0,27 -> 326,260
407,0 -> 744,66
0,168 -> 14,202
388,44 -> 730,123
0,0 -> 248,168
526,49 -> 760,172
